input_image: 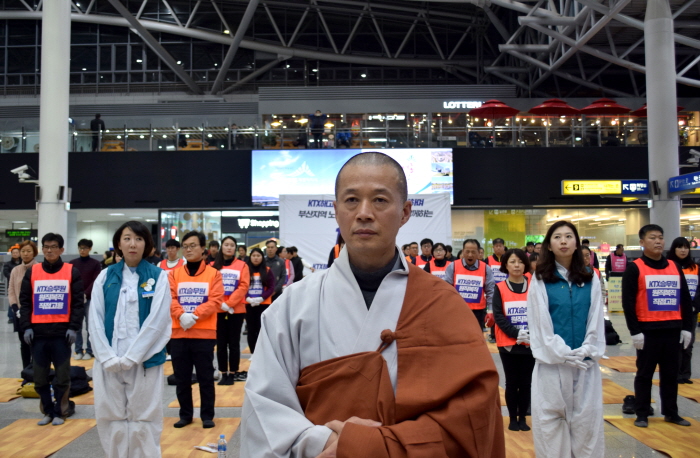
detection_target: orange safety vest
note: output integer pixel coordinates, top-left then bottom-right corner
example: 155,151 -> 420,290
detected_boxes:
453,260 -> 487,310
415,255 -> 431,269
30,263 -> 73,324
524,272 -> 532,282
247,267 -> 272,305
220,259 -> 246,297
486,255 -> 507,283
682,264 -> 699,301
494,281 -> 529,347
170,265 -> 220,331
427,259 -> 451,280
634,258 -> 682,322
333,244 -> 341,259
159,258 -> 185,271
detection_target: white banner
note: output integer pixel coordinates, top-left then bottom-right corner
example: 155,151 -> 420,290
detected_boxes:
279,193 -> 452,271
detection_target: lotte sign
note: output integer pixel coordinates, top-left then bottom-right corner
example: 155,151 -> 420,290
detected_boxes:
442,101 -> 483,109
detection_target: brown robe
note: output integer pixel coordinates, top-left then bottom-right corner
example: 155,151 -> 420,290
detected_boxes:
296,263 -> 505,458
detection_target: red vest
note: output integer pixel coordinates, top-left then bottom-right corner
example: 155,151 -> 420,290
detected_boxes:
610,253 -> 627,272
682,264 -> 698,301
159,258 -> 185,271
494,281 -> 529,347
220,259 -> 246,298
415,255 -> 431,269
453,261 -> 487,310
248,268 -> 272,305
486,255 -> 507,283
30,263 -> 73,324
427,259 -> 451,280
633,258 -> 682,322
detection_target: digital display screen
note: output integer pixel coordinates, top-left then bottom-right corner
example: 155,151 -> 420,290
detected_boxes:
5,230 -> 36,237
252,148 -> 453,206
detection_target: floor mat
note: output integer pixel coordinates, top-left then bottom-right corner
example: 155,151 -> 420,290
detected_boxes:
605,416 -> 700,458
601,378 -> 653,404
653,379 -> 700,403
242,347 -> 250,354
71,382 -> 95,405
599,356 -> 657,373
502,416 -> 535,458
161,417 -> 241,458
0,378 -> 22,402
70,358 -> 94,370
499,386 -> 506,406
0,418 -> 95,458
168,382 -> 246,408
163,361 -> 174,376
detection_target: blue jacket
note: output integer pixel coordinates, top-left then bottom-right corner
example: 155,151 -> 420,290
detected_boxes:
102,260 -> 166,369
544,271 -> 592,350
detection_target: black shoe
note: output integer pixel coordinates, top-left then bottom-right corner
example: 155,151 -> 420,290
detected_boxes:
234,371 -> 248,382
202,420 -> 215,428
684,378 -> 693,384
678,379 -> 688,384
649,406 -> 654,416
508,420 -> 520,431
634,417 -> 648,428
518,419 -> 530,431
218,373 -> 230,386
8,318 -> 13,324
226,373 -> 235,385
622,395 -> 635,414
664,415 -> 691,426
174,418 -> 192,428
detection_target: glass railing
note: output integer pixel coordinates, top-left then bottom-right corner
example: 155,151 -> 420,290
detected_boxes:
1,125 -> 699,152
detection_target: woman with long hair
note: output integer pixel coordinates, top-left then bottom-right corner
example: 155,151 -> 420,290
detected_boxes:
8,240 -> 39,370
492,248 -> 535,432
245,248 -> 275,354
527,220 -> 605,457
212,236 -> 250,385
667,236 -> 699,384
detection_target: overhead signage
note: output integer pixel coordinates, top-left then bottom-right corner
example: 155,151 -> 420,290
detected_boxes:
232,217 -> 279,231
669,172 -> 700,196
5,229 -> 37,238
442,101 -> 483,109
561,180 -> 649,196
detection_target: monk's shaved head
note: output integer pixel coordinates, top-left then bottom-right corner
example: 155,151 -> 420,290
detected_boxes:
335,152 -> 408,203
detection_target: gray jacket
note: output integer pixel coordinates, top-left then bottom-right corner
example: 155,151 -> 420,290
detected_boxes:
265,255 -> 286,296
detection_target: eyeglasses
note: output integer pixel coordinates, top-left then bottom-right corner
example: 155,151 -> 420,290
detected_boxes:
42,245 -> 60,250
182,244 -> 199,251
434,249 -> 445,253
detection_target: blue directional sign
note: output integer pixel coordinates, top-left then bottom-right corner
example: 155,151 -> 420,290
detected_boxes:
621,180 -> 650,195
668,172 -> 700,196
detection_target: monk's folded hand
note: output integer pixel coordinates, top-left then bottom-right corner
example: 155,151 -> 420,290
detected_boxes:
325,417 -> 382,437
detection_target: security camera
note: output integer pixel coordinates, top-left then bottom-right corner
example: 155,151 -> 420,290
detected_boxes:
10,164 -> 38,183
10,165 -> 29,174
690,149 -> 700,158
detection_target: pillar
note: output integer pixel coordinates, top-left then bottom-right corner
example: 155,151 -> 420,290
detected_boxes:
37,1 -> 71,239
645,0 -> 681,239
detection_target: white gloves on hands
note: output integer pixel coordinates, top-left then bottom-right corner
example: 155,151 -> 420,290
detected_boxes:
563,354 -> 588,370
119,357 -> 136,371
246,297 -> 264,306
516,329 -> 530,345
221,304 -> 232,313
631,333 -> 645,350
681,330 -> 692,349
15,310 -> 20,319
102,357 -> 122,373
179,313 -> 198,330
571,346 -> 589,359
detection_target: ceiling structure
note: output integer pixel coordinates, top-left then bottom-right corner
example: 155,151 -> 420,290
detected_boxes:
1,0 -> 700,97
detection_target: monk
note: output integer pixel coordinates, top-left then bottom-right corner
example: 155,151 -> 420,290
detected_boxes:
241,152 -> 504,458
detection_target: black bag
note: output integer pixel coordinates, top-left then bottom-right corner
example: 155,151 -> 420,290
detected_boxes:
605,319 -> 622,345
69,365 -> 93,397
21,364 -> 55,384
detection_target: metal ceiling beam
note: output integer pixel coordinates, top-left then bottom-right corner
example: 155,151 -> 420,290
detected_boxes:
263,3 -> 287,46
220,56 -> 288,94
105,0 -> 203,94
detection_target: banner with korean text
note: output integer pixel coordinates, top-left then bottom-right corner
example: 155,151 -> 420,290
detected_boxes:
279,193 -> 452,271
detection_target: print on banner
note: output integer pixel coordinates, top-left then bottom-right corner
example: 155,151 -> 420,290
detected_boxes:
33,280 -> 69,315
685,274 -> 698,300
178,282 -> 209,312
248,275 -> 263,298
505,300 -> 528,329
645,275 -> 680,312
432,270 -> 447,280
455,274 -> 484,303
491,266 -> 508,284
221,270 -> 241,295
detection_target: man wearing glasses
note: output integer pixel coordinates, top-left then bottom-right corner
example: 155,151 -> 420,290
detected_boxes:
69,239 -> 102,360
19,233 -> 85,426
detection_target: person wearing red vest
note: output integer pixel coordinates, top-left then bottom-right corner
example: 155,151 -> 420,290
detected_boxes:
19,233 -> 85,426
326,233 -> 345,268
168,231 -> 224,429
622,224 -> 694,428
444,239 -> 495,330
423,242 -> 451,280
486,238 -> 508,284
492,249 -> 534,432
160,238 -> 186,271
280,247 -> 296,288
212,236 -> 250,385
605,244 -> 627,281
413,238 -> 433,269
667,236 -> 700,385
244,248 -> 276,354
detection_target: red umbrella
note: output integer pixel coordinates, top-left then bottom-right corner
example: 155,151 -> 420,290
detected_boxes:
529,98 -> 580,116
630,104 -> 684,117
579,98 -> 630,116
468,99 -> 520,119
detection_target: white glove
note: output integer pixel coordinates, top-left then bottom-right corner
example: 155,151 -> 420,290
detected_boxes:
15,310 -> 20,319
631,333 -> 645,350
563,354 -> 588,370
221,304 -> 232,313
571,346 -> 589,359
119,356 -> 137,371
179,313 -> 198,330
245,297 -> 255,304
516,329 -> 530,345
253,297 -> 264,306
102,357 -> 122,373
681,330 -> 692,349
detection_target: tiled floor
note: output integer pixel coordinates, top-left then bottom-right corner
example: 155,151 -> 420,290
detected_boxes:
0,312 -> 697,457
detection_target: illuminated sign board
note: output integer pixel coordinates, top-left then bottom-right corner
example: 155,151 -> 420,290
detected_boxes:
669,172 -> 700,196
561,180 -> 649,196
5,229 -> 36,237
442,101 -> 483,109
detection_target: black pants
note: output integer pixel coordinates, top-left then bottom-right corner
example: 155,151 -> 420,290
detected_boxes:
217,313 -> 245,373
246,304 -> 270,354
499,351 -> 535,418
92,134 -> 99,152
679,314 -> 698,380
170,338 -> 216,421
635,328 -> 682,417
32,336 -> 71,418
312,132 -> 323,148
18,330 -> 32,370
472,308 -> 486,331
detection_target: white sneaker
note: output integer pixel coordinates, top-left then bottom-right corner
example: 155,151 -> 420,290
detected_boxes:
213,370 -> 221,381
82,353 -> 93,360
73,353 -> 83,360
165,355 -> 172,361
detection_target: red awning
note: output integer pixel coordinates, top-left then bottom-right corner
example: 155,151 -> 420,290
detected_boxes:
468,100 -> 520,119
529,98 -> 580,116
630,104 -> 684,117
579,98 -> 630,116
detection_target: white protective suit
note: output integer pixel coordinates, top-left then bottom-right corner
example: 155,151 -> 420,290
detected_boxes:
241,247 -> 409,458
88,265 -> 172,458
527,264 -> 606,458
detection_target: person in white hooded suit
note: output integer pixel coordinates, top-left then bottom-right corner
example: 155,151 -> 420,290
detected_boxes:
526,220 -> 605,458
88,221 -> 172,458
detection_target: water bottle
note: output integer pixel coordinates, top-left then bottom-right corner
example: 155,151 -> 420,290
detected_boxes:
218,434 -> 227,458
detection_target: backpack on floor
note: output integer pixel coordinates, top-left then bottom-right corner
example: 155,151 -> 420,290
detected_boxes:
604,319 -> 622,345
17,382 -> 40,398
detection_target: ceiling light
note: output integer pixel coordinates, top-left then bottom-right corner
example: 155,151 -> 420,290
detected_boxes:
12,221 -> 27,223
360,73 -> 367,78
594,217 -> 610,221
129,216 -> 143,219
145,219 -> 158,222
109,213 -> 125,216
223,30 -> 230,34
136,59 -> 142,63
571,216 -> 595,221
82,220 -> 95,223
